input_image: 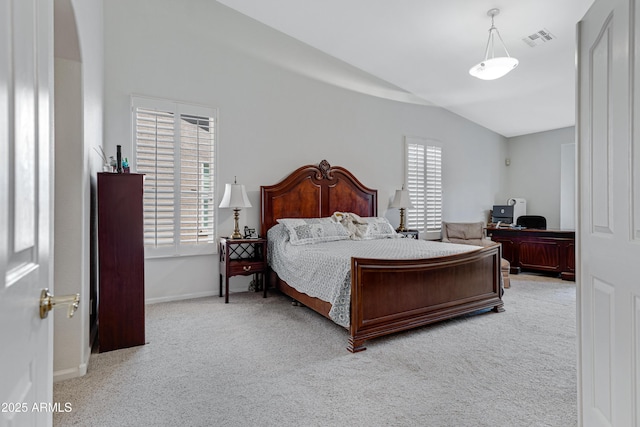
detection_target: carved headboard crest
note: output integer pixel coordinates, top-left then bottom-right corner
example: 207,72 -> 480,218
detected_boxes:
317,159 -> 333,180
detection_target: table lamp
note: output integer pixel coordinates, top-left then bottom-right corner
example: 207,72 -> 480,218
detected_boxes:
390,187 -> 413,232
219,178 -> 252,239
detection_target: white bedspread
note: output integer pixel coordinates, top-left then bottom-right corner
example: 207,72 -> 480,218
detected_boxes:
267,224 -> 481,327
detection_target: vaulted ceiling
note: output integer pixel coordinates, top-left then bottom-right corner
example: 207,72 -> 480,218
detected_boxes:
216,0 -> 595,137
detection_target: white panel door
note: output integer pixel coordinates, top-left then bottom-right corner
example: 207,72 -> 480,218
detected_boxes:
0,0 -> 54,426
578,0 -> 640,425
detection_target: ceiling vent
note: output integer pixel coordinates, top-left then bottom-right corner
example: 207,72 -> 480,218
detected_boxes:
522,29 -> 556,47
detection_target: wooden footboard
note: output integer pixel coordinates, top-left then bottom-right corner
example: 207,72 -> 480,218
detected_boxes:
270,243 -> 504,353
348,244 -> 503,352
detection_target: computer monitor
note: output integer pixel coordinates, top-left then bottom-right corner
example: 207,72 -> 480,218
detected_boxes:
492,205 -> 514,224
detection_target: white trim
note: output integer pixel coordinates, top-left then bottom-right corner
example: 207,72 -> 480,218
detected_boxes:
53,362 -> 88,383
145,290 -> 218,304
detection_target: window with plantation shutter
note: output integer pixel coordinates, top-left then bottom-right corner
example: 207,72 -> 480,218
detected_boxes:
132,96 -> 217,257
405,137 -> 442,240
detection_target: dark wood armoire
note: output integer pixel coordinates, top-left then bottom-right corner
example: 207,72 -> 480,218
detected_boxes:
97,173 -> 145,352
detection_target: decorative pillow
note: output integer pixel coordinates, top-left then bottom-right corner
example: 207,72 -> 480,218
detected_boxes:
361,217 -> 398,239
277,217 -> 350,246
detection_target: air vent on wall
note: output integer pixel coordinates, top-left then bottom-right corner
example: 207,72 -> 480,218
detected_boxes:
522,28 -> 556,47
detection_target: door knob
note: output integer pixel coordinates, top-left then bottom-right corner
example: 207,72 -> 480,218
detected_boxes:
39,289 -> 80,319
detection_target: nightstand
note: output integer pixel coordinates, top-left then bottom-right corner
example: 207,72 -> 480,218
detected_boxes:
219,238 -> 268,303
398,230 -> 419,239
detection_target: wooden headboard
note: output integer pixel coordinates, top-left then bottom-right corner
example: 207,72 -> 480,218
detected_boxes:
260,160 -> 378,235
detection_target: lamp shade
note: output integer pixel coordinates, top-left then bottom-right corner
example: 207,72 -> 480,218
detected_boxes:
390,189 -> 413,209
219,183 -> 252,209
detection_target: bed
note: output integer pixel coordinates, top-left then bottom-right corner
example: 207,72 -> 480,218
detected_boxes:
260,160 -> 504,352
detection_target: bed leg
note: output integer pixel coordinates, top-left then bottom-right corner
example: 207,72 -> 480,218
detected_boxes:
347,337 -> 367,353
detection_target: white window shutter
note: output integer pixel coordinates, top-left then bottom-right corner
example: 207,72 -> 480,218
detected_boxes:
405,138 -> 442,236
132,96 -> 217,257
134,107 -> 176,248
406,143 -> 426,231
179,114 -> 215,245
425,145 -> 442,232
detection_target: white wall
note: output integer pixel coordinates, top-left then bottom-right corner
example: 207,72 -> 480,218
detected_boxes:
103,0 -> 508,301
560,143 -> 576,230
53,56 -> 84,381
53,0 -> 103,381
505,126 -> 575,229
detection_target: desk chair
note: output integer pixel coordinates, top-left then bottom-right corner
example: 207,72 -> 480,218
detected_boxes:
516,215 -> 547,229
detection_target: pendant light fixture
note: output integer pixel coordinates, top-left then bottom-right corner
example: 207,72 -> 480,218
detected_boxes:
469,8 -> 518,80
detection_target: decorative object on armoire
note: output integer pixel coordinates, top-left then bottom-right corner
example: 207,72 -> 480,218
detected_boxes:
469,8 -> 519,80
116,144 -> 123,173
219,177 -> 252,239
390,186 -> 413,232
94,146 -> 112,172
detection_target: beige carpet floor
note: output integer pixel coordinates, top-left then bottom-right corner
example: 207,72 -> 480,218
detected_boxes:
54,274 -> 577,426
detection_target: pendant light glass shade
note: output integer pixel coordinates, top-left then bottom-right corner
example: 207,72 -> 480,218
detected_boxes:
469,9 -> 518,81
469,57 -> 519,80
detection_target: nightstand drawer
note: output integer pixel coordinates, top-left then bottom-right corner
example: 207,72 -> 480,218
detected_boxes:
228,260 -> 265,276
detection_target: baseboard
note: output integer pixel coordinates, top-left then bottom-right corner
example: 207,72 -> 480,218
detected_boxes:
53,362 -> 88,383
145,290 -> 217,305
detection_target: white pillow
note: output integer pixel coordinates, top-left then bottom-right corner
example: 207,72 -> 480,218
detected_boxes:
277,217 -> 350,246
361,217 -> 398,239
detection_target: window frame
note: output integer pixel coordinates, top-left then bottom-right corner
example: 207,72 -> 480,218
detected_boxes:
404,136 -> 443,241
131,95 -> 218,258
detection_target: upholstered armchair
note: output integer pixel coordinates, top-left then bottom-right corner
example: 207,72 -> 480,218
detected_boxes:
441,222 -> 511,289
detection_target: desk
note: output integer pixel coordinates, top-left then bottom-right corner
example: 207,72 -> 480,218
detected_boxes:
486,227 -> 575,281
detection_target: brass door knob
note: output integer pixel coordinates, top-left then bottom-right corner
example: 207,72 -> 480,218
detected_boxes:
39,289 -> 80,319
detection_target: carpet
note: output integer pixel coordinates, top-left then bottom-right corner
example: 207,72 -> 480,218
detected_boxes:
53,276 -> 577,426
